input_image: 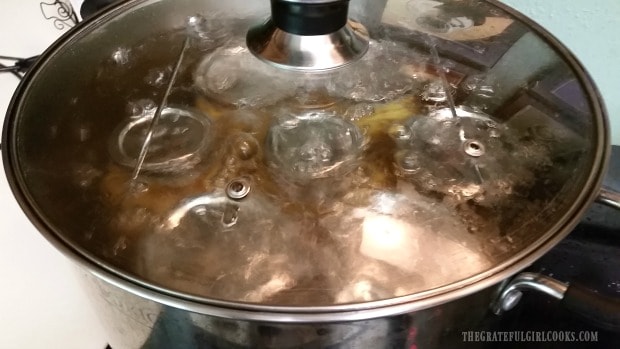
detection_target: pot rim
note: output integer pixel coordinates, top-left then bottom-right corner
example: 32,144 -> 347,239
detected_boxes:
1,0 -> 611,323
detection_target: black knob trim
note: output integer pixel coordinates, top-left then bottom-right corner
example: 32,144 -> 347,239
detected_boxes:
271,0 -> 350,36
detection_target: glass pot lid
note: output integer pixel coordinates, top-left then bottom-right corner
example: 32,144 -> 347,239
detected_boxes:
3,0 -> 606,308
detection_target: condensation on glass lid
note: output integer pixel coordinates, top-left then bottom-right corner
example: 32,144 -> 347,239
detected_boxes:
137,179 -> 492,305
193,38 -> 427,107
193,42 -> 298,108
141,187 -> 327,304
8,0 -> 597,310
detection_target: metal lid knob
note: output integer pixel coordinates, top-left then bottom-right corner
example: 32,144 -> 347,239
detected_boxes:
271,0 -> 350,35
247,0 -> 369,71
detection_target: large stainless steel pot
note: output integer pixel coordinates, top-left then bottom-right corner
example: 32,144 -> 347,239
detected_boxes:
3,0 -> 620,348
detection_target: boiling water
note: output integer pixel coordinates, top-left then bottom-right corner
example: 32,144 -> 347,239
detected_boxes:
60,14 -> 581,306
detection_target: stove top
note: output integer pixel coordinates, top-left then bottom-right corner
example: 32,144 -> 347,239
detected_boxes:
488,146 -> 620,348
414,146 -> 620,349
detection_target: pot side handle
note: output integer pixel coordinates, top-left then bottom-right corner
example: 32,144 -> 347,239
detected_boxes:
561,283 -> 620,332
597,186 -> 620,210
493,272 -> 620,332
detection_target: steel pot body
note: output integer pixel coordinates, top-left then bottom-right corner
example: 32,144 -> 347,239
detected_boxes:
3,0 -> 619,348
78,268 -> 497,349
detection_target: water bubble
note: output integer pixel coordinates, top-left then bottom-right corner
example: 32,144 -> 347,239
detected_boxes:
225,156 -> 237,167
388,124 -> 412,142
440,120 -> 455,128
192,205 -> 208,216
233,134 -> 259,160
186,14 -> 231,50
345,103 -> 375,121
325,40 -> 415,102
75,165 -> 102,188
397,152 -> 421,174
208,61 -> 239,92
488,129 -> 501,138
187,15 -> 210,39
144,67 -> 170,87
171,126 -> 189,136
477,85 -> 495,98
422,80 -> 447,103
485,120 -> 497,129
78,126 -> 91,142
293,88 -> 336,109
299,140 -> 333,163
464,75 -> 482,91
464,75 -> 496,99
429,136 -> 441,145
130,181 -> 149,194
111,47 -> 130,65
460,184 -> 481,197
278,116 -> 301,129
113,236 -> 128,255
126,99 -> 156,117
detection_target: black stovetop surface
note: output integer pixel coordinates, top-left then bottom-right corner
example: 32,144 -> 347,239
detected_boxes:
485,145 -> 620,348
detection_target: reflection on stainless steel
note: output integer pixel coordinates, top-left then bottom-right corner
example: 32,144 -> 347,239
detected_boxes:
597,186 -> 620,210
247,20 -> 369,71
492,272 -> 568,314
